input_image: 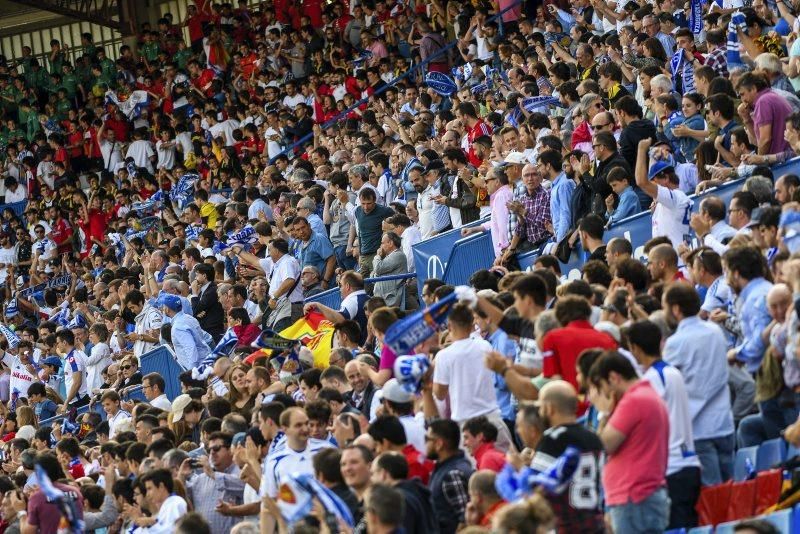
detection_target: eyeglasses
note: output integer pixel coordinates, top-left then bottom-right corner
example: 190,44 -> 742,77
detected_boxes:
485,177 -> 498,182
592,144 -> 604,150
207,444 -> 227,453
121,365 -> 133,370
592,122 -> 610,129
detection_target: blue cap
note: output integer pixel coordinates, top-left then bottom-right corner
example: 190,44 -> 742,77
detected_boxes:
42,356 -> 62,368
155,292 -> 182,312
648,160 -> 674,181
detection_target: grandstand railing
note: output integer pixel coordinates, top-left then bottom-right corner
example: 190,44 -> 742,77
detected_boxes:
38,344 -> 183,427
516,171 -> 769,278
271,0 -> 523,163
304,272 -> 416,310
0,200 -> 27,220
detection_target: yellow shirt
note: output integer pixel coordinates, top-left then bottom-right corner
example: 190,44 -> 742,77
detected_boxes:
200,201 -> 218,229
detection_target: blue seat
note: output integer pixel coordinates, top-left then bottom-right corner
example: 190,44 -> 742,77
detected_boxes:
792,503 -> 800,532
664,530 -> 686,534
733,446 -> 759,481
786,441 -> 800,460
761,508 -> 792,532
756,438 -> 786,471
714,520 -> 738,534
687,527 -> 711,534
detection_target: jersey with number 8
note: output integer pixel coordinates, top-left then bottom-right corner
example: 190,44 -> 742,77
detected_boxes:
530,423 -> 606,534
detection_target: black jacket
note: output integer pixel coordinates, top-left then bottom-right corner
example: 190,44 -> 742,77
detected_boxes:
618,119 -> 657,170
344,382 -> 377,418
191,281 -> 225,341
395,478 -> 438,534
582,152 -> 631,216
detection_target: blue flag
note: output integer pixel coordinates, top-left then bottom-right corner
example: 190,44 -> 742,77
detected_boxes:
521,96 -> 563,112
425,72 -> 458,96
495,446 -> 581,502
34,464 -> 85,534
384,291 -> 458,355
278,472 -> 354,527
0,324 -> 19,349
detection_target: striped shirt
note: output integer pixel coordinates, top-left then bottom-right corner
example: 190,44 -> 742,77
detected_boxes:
133,303 -> 163,358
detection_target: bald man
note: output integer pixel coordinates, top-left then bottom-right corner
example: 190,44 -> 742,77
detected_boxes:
530,380 -> 605,532
466,470 -> 506,527
605,237 -> 633,272
647,243 -> 683,284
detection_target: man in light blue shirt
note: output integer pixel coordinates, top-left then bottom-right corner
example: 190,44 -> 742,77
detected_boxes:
296,197 -> 327,238
539,149 -> 574,241
663,282 -> 735,486
293,216 -> 336,288
606,170 -> 641,226
723,246 -> 773,373
157,292 -> 212,370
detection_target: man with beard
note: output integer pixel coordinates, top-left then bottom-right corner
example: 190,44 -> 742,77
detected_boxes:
370,451 -> 436,533
530,380 -> 605,533
426,419 -> 474,534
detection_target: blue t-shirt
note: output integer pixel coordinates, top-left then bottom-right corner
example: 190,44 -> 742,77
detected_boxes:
35,399 -> 58,421
301,233 -> 334,275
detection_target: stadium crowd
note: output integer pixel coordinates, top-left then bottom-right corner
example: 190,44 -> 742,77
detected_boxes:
0,0 -> 799,532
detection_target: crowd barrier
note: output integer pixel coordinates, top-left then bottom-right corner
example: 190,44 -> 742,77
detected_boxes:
304,272 -> 416,310
507,157 -> 800,278
38,345 -> 183,428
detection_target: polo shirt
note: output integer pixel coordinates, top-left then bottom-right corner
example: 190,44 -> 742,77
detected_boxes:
354,204 -> 394,255
542,320 -> 617,390
300,233 -> 334,275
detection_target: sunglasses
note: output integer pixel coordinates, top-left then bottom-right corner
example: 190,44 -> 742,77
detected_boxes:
121,365 -> 133,370
207,444 -> 227,453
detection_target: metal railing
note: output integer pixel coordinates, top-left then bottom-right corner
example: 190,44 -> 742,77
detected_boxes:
39,384 -> 145,427
305,272 -> 416,310
271,0 -> 523,163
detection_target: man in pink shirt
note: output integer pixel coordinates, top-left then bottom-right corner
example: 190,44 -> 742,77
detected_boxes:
461,167 -> 511,258
590,351 -> 670,534
737,72 -> 792,156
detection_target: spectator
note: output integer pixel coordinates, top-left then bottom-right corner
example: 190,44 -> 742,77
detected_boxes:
589,351 -> 671,534
426,419 -> 474,534
663,282 -> 735,486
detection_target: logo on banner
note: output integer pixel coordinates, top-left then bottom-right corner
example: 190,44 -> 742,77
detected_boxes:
427,255 -> 445,279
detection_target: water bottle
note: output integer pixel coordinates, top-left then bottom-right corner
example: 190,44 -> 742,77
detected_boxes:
745,457 -> 756,480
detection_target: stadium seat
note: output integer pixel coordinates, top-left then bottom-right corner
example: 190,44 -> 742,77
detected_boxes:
714,520 -> 738,534
664,529 -> 686,534
687,527 -> 712,534
756,439 -> 786,471
786,441 -> 800,460
733,446 -> 759,481
793,503 -> 800,532
761,508 -> 792,531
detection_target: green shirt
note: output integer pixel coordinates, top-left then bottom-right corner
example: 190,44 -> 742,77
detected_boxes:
48,51 -> 65,74
173,49 -> 193,70
61,72 -> 80,98
56,98 -> 73,120
100,57 -> 116,80
0,85 -> 20,112
20,110 -> 41,142
141,42 -> 160,62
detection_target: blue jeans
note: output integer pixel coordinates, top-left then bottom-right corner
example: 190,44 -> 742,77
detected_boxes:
608,487 -> 670,534
334,245 -> 357,271
695,434 -> 735,486
737,394 -> 799,448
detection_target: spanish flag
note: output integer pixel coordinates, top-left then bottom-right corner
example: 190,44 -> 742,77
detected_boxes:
280,311 -> 336,367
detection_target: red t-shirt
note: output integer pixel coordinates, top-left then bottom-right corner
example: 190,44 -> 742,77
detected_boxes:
467,119 -> 492,167
474,442 -> 506,472
542,320 -> 617,391
49,218 -> 73,254
193,69 -> 217,97
68,131 -> 84,158
603,380 -> 669,505
402,444 -> 434,485
27,481 -> 85,534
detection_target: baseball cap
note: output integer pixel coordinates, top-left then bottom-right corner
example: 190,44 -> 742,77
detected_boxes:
503,151 -> 528,165
155,292 -> 182,312
170,394 -> 192,423
423,159 -> 445,175
648,160 -> 674,181
748,206 -> 781,229
381,378 -> 415,404
232,432 -> 247,447
42,356 -> 62,368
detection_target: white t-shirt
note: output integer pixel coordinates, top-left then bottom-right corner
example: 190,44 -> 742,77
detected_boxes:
2,352 -> 36,398
85,342 -> 112,393
261,438 -> 334,497
0,246 -> 16,285
125,140 -> 156,174
259,255 -> 303,302
653,185 -> 693,248
156,140 -> 177,170
643,362 -> 702,476
209,119 -> 241,147
107,409 -> 132,439
265,126 -> 283,159
282,94 -> 305,109
432,336 -> 498,421
64,349 -> 89,401
4,186 -> 26,204
134,494 -> 188,534
399,414 -> 426,455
